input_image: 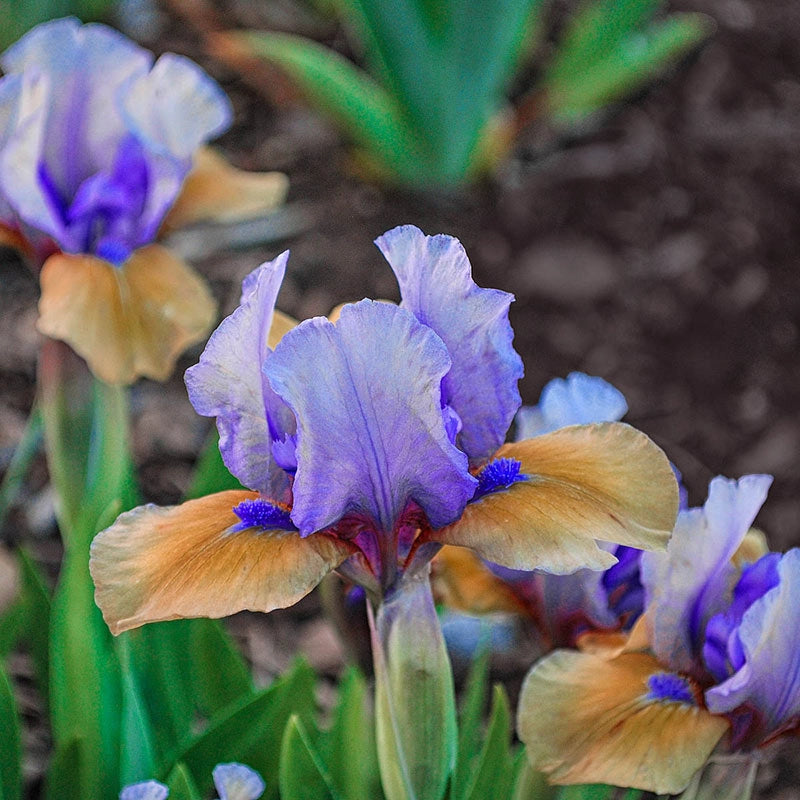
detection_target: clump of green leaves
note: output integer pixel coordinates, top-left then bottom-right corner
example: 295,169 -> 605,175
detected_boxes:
239,0 -> 712,189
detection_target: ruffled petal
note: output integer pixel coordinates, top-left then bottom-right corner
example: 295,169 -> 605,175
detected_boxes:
515,372 -> 627,440
518,649 -> 729,794
375,225 -> 523,463
37,244 -> 216,384
185,253 -> 295,498
265,300 -> 477,535
640,475 -> 772,674
162,147 -> 288,231
429,423 -> 678,574
90,490 -> 353,635
706,548 -> 800,739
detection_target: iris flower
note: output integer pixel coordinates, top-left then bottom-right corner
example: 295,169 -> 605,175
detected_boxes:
433,373 -> 650,646
0,18 -> 287,384
121,763 -> 264,800
90,225 -> 678,635
518,473 -> 800,794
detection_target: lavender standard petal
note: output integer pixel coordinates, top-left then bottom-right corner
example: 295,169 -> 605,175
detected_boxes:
186,253 -> 294,500
265,300 -> 477,535
706,549 -> 800,741
375,225 -> 523,463
641,474 -> 772,674
515,372 -> 628,440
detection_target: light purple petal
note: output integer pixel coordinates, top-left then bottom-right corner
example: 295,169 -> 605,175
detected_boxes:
120,53 -> 231,159
185,253 -> 293,501
641,474 -> 772,674
213,763 -> 265,800
706,549 -> 800,737
120,781 -> 169,800
118,53 -> 231,242
0,73 -> 23,223
375,225 -> 523,463
265,300 -> 477,535
514,372 -> 628,440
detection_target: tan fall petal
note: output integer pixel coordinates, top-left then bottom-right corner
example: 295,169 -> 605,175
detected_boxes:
431,546 -> 527,615
162,147 -> 288,231
90,490 -> 354,635
518,649 -> 729,795
37,244 -> 216,384
429,423 -> 679,575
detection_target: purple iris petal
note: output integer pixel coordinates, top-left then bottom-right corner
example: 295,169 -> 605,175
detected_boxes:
473,457 -> 526,500
0,18 -> 232,258
515,372 -> 628,440
646,672 -> 696,705
703,553 -> 781,681
120,782 -> 169,800
212,763 -> 265,800
640,474 -> 772,675
375,225 -> 523,463
186,253 -> 294,501
601,545 -> 645,627
264,300 -> 477,536
706,549 -> 800,741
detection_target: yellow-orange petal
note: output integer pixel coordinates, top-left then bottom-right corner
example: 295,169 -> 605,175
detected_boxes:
429,423 -> 679,574
162,147 -> 288,232
90,490 -> 354,635
0,223 -> 33,257
431,546 -> 526,615
518,649 -> 729,794
37,244 -> 216,385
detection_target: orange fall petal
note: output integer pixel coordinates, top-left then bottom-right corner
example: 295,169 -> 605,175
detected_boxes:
37,244 -> 216,384
90,490 -> 354,635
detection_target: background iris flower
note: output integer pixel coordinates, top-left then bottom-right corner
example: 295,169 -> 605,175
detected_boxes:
121,763 -> 265,800
434,373 -> 652,648
518,472 -> 800,794
90,225 -> 678,635
0,18 -> 287,384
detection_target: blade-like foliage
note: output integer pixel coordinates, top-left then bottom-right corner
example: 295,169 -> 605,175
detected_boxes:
237,0 -> 708,186
0,661 -> 21,800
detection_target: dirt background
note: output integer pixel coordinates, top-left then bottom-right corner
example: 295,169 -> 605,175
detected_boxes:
1,0 -> 799,795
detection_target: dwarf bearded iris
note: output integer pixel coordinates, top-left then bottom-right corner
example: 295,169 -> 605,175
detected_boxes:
90,225 -> 679,633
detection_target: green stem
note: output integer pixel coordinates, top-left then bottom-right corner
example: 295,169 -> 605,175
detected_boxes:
0,405 -> 43,539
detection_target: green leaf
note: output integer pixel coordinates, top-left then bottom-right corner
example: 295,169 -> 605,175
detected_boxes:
510,751 -> 557,800
451,648 -> 490,799
185,428 -> 243,500
49,546 -> 122,800
166,763 -> 202,800
118,636 -> 158,784
320,667 -> 380,800
543,4 -> 713,120
556,785 -> 616,800
43,738 -> 84,800
239,31 -> 422,181
0,661 -> 21,800
17,548 -> 51,705
462,686 -> 514,800
279,715 -> 343,800
165,659 -> 317,800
